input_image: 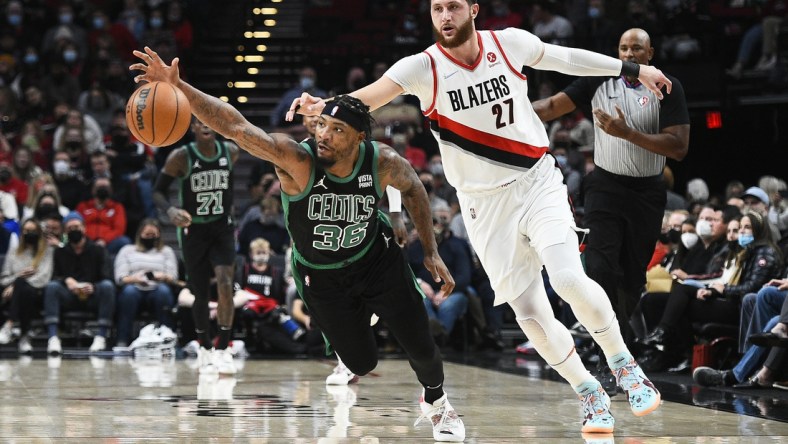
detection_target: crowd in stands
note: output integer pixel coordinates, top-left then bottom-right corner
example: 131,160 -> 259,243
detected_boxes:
1,0 -> 787,392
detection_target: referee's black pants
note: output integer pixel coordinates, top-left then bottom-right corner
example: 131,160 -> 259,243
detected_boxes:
582,166 -> 666,343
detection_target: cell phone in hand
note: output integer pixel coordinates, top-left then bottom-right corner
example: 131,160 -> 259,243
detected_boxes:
145,271 -> 155,281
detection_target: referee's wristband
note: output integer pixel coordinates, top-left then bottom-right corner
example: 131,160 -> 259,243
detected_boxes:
620,61 -> 640,78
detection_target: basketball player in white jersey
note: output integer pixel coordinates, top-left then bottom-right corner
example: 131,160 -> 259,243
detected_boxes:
288,0 -> 672,435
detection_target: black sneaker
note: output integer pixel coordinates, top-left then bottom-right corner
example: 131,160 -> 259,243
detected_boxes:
693,366 -> 733,387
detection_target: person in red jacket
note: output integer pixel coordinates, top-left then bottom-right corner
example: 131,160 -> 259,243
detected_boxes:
76,177 -> 131,255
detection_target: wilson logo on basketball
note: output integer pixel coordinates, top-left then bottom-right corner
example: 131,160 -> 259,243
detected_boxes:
135,88 -> 150,131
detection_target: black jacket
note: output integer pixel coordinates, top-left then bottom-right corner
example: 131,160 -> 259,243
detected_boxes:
723,244 -> 783,302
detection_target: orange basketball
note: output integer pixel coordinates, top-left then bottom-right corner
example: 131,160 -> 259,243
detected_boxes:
126,81 -> 191,147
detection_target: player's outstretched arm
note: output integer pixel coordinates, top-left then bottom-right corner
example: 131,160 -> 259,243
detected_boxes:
285,76 -> 404,121
377,144 -> 455,294
130,47 -> 308,177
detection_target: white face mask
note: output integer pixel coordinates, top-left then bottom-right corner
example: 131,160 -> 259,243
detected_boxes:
681,232 -> 699,249
696,219 -> 713,239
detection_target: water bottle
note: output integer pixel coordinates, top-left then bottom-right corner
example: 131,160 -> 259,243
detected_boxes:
278,312 -> 305,341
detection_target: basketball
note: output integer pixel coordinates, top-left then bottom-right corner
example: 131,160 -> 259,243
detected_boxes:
126,81 -> 191,147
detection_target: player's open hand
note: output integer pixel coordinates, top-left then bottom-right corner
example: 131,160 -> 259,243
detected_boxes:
423,252 -> 455,295
637,65 -> 672,100
129,46 -> 181,85
286,92 -> 326,122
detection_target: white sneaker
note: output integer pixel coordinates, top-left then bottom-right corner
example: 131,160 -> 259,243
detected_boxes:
0,323 -> 12,344
198,347 -> 218,375
18,335 -> 32,354
326,361 -> 359,385
228,340 -> 249,358
182,339 -> 200,356
213,348 -> 237,375
89,336 -> 106,352
414,391 -> 465,442
47,336 -> 62,355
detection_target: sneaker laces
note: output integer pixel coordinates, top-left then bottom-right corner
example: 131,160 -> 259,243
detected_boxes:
614,360 -> 642,392
414,399 -> 459,430
581,390 -> 609,417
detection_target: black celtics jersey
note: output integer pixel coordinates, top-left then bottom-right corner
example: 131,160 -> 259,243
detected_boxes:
283,139 -> 385,269
179,141 -> 234,224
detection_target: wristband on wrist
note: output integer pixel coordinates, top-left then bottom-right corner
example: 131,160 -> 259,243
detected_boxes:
620,61 -> 640,78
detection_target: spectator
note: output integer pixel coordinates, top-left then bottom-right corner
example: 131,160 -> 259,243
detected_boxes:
53,108 -> 105,154
270,66 -> 327,130
409,211 -> 471,345
237,196 -> 290,256
481,0 -> 523,30
39,59 -> 81,108
43,211 -> 116,354
0,218 -> 54,353
40,212 -> 63,248
0,160 -> 27,207
77,82 -> 124,134
742,186 -> 781,243
41,3 -> 88,61
76,176 -> 132,255
641,211 -> 782,370
87,9 -> 138,64
11,145 -> 42,186
114,218 -> 178,347
739,275 -> 788,356
530,0 -> 574,46
22,180 -> 70,221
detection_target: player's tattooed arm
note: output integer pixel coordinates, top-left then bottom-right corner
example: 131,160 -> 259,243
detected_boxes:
378,144 -> 455,293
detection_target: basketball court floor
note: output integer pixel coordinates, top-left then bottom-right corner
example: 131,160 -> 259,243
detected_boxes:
1,352 -> 787,442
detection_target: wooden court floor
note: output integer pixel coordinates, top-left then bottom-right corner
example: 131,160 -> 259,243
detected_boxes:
1,354 -> 787,442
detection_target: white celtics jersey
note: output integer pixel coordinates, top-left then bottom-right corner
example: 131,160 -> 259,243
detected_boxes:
387,28 -> 550,193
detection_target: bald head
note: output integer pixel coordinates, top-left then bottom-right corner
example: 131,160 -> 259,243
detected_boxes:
618,28 -> 654,73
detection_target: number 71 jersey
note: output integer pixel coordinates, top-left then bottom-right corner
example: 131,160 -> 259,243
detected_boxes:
180,140 -> 234,224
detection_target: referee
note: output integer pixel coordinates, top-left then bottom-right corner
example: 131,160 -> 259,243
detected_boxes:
533,27 -> 690,377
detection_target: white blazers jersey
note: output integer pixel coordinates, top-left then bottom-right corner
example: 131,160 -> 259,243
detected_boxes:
387,29 -> 550,193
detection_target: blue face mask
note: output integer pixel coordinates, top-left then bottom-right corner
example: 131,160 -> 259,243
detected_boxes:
738,233 -> 754,247
63,50 -> 78,63
299,77 -> 314,90
150,17 -> 163,28
59,13 -> 73,24
588,7 -> 601,19
8,14 -> 22,26
93,17 -> 105,29
23,53 -> 38,65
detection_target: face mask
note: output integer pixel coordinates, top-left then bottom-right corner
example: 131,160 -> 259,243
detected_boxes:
150,17 -> 163,28
8,14 -> 22,26
696,219 -> 713,239
588,7 -> 601,19
59,13 -> 73,24
95,187 -> 111,200
668,228 -> 681,244
738,233 -> 754,247
0,170 -> 10,183
23,53 -> 38,65
63,50 -> 78,63
403,18 -> 417,31
299,77 -> 314,90
681,232 -> 699,249
252,253 -> 270,265
67,230 -> 84,244
554,154 -> 568,168
421,182 -> 433,194
54,160 -> 70,176
429,163 -> 444,176
140,237 -> 158,250
23,232 -> 40,245
93,17 -> 105,29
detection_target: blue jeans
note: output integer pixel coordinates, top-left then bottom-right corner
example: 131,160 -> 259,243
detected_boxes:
423,291 -> 468,335
44,279 -> 116,330
107,236 -> 133,256
733,316 -> 778,383
739,286 -> 786,353
116,283 -> 175,344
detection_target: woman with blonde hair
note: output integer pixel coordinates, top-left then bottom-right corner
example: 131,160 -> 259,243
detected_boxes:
0,218 -> 55,353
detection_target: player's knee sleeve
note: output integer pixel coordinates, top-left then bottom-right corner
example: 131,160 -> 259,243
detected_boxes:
516,316 -> 574,365
549,268 -> 589,303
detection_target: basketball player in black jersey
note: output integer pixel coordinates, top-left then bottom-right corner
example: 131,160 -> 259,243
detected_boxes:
132,47 -> 465,442
152,116 -> 241,376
